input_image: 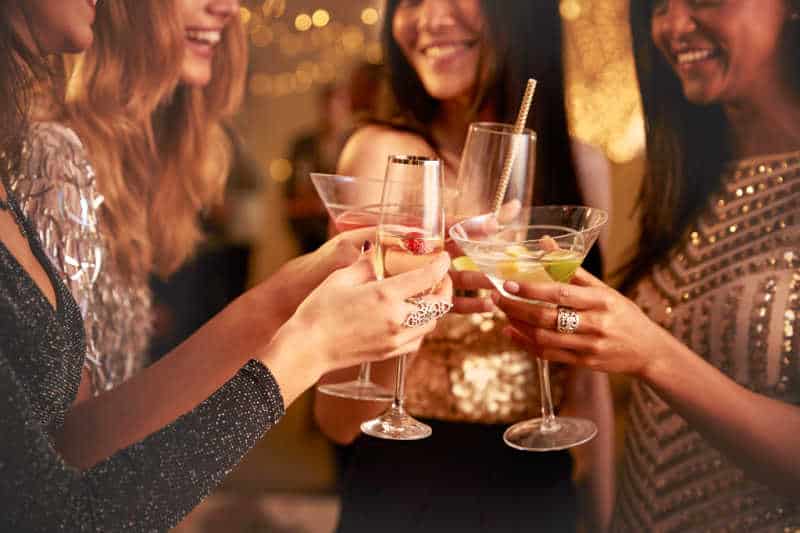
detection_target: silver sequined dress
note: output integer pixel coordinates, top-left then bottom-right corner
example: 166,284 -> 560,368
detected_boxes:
9,122 -> 151,393
611,152 -> 800,532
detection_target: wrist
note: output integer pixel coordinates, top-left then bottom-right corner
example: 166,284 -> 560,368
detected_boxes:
638,327 -> 685,386
255,319 -> 326,405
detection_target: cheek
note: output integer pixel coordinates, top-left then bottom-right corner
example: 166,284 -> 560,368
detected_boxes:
392,13 -> 416,56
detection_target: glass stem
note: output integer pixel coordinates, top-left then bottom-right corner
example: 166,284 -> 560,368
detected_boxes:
537,358 -> 560,433
357,362 -> 371,385
391,354 -> 407,412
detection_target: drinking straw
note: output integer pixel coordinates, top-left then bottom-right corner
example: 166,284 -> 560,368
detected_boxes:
491,78 -> 537,216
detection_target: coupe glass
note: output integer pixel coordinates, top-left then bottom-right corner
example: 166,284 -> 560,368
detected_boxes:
450,206 -> 608,451
310,173 -> 392,401
360,155 -> 445,440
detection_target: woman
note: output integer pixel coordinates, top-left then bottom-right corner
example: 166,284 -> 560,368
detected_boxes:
313,1 -> 614,531
0,1 -> 452,530
497,0 -> 800,530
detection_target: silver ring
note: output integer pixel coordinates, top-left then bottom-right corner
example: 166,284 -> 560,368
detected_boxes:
403,299 -> 453,328
556,307 -> 580,334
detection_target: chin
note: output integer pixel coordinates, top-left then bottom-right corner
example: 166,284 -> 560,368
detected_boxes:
181,70 -> 212,88
423,80 -> 473,103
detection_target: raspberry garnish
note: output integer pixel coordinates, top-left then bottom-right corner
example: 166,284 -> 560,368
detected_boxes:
403,232 -> 428,255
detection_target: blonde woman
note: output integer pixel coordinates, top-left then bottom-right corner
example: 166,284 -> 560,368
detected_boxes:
0,0 -> 452,530
7,0 -> 455,473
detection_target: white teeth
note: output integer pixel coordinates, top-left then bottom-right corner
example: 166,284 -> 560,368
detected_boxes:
186,30 -> 221,45
677,49 -> 713,64
424,44 -> 464,58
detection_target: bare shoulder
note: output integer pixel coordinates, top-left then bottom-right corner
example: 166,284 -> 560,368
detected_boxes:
338,125 -> 436,178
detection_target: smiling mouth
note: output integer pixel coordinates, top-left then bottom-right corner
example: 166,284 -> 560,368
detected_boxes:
186,29 -> 222,47
675,48 -> 720,67
420,40 -> 478,59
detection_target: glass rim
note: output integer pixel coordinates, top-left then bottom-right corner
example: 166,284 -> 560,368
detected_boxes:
469,121 -> 537,140
310,172 -> 384,183
387,154 -> 441,167
449,205 -> 609,245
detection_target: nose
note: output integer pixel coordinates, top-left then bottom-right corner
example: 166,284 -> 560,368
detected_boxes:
418,0 -> 457,32
654,0 -> 698,43
208,0 -> 240,18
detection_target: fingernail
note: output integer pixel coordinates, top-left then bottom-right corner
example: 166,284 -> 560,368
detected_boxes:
505,281 -> 520,293
361,240 -> 372,253
490,292 -> 500,304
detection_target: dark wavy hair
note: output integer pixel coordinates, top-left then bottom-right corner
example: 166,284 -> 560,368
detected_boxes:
619,0 -> 800,291
379,0 -> 582,206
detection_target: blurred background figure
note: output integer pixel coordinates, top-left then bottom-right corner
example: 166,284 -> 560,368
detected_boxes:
283,82 -> 352,253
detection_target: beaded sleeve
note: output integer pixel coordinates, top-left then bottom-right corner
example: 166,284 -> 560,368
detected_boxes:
0,348 -> 285,532
8,122 -> 146,393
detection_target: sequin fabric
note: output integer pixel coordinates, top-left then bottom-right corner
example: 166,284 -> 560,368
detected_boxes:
9,122 -> 151,394
404,310 -> 567,424
0,191 -> 285,531
612,152 -> 800,532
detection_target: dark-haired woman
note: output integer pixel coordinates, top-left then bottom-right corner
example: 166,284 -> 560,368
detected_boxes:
0,1 -> 453,530
313,1 -> 614,531
497,0 -> 800,530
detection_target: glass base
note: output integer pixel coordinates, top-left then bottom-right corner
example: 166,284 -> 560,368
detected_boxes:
316,380 -> 393,402
360,408 -> 432,440
503,416 -> 597,451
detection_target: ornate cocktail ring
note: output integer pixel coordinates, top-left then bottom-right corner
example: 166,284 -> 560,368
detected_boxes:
556,307 -> 580,334
403,298 -> 453,328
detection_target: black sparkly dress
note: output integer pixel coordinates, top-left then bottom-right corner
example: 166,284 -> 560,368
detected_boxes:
0,193 -> 286,532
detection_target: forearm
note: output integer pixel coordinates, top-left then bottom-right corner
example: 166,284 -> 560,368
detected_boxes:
566,368 -> 615,533
56,289 -> 285,468
313,359 -> 396,445
644,337 -> 800,495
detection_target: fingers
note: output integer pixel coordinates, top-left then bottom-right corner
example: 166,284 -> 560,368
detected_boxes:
450,270 -> 494,292
507,319 -> 598,354
501,280 -> 607,311
331,249 -> 378,285
570,268 -> 605,288
430,272 -> 453,301
504,327 -> 583,366
379,252 -> 451,297
335,226 -> 379,246
497,199 -> 522,224
494,299 -> 603,335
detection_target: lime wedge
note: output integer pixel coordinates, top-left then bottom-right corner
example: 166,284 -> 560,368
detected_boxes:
504,245 -> 530,258
543,253 -> 582,282
498,261 -> 551,283
452,256 -> 479,272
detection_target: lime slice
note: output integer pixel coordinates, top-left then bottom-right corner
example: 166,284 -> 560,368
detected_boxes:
498,260 -> 551,283
452,256 -> 479,272
544,252 -> 581,283
504,245 -> 530,258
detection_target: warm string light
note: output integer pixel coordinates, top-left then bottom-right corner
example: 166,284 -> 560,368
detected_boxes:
561,0 -> 644,163
243,1 -> 383,101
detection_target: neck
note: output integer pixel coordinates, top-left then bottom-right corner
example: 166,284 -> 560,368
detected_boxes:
431,97 -> 495,156
723,83 -> 800,159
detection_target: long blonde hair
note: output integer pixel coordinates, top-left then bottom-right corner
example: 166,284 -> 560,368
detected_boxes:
65,0 -> 247,279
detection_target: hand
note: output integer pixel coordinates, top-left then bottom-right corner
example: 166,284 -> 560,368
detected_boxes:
282,251 -> 453,377
268,227 -> 377,320
494,268 -> 677,378
449,269 -> 495,314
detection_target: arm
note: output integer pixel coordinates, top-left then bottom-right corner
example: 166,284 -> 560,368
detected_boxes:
0,346 -> 284,533
562,368 -> 615,533
56,227 -> 377,468
497,270 -> 800,496
571,139 -> 612,251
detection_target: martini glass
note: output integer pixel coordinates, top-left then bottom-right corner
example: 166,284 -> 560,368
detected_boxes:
310,173 -> 392,401
450,205 -> 608,451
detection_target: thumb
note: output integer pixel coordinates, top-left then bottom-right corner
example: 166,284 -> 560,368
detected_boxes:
571,267 -> 605,287
378,252 -> 451,297
330,247 -> 377,286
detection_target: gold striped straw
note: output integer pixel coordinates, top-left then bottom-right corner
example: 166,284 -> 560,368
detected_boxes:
491,78 -> 537,216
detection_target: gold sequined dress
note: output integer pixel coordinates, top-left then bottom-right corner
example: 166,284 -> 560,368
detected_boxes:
612,152 -> 800,532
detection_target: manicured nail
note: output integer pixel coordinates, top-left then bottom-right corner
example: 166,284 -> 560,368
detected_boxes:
505,281 -> 520,293
361,240 -> 372,253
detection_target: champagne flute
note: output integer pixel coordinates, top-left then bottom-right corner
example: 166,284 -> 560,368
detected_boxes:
450,206 -> 608,451
360,155 -> 445,440
310,173 -> 392,401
